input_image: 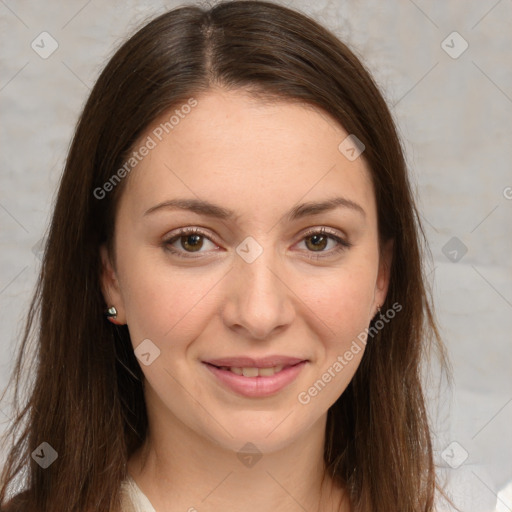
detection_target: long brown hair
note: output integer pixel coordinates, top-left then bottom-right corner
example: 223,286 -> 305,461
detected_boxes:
0,1 -> 450,511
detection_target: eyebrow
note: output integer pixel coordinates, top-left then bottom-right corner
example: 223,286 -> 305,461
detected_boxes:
143,196 -> 366,221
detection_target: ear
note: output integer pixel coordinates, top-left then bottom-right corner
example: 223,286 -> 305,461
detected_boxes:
99,244 -> 127,325
373,238 -> 394,316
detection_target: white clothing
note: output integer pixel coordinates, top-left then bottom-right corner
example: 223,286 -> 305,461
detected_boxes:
120,474 -> 157,512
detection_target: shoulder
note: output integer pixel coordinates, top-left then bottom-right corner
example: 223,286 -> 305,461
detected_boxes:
2,479 -> 154,512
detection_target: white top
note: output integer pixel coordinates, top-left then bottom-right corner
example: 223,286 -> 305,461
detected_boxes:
120,475 -> 157,512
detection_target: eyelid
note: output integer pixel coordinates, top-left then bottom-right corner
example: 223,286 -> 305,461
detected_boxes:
166,226 -> 217,242
162,227 -> 221,259
296,226 -> 352,260
299,226 -> 348,242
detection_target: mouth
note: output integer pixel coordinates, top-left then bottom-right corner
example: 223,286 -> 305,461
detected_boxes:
202,356 -> 308,398
208,364 -> 287,377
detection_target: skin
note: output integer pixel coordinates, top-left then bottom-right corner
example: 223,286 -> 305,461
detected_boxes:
100,88 -> 392,512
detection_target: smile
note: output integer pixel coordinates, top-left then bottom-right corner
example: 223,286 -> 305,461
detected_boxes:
215,365 -> 285,377
203,360 -> 307,398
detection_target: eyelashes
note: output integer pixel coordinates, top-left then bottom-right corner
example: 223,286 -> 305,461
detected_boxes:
162,226 -> 352,260
163,227 -> 216,258
299,227 -> 352,260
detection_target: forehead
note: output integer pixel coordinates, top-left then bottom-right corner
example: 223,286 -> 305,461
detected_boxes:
120,88 -> 376,225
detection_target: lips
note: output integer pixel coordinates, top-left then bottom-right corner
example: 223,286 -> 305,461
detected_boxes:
217,365 -> 284,377
202,356 -> 308,398
204,356 -> 305,377
204,356 -> 305,368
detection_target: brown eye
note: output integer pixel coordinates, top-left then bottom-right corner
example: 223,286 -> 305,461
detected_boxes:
298,227 -> 352,260
163,227 -> 219,258
180,234 -> 204,252
304,233 -> 329,252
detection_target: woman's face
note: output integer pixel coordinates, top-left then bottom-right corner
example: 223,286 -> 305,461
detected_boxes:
101,88 -> 391,453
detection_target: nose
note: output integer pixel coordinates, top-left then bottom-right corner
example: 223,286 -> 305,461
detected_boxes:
221,243 -> 295,341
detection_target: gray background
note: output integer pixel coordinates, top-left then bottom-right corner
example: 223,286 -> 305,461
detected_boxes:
0,1 -> 511,510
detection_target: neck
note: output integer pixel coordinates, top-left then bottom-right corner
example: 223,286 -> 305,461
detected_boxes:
127,409 -> 349,512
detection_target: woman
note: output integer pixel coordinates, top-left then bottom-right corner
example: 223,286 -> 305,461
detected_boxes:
0,1 -> 450,511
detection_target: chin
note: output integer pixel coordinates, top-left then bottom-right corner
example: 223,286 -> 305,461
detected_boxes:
199,410 -> 319,455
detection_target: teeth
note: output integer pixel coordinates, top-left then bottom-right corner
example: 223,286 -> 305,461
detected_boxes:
219,365 -> 285,377
259,365 -> 283,376
258,367 -> 277,377
242,367 -> 259,377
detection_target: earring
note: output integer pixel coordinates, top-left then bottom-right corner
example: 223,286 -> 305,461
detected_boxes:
105,306 -> 121,325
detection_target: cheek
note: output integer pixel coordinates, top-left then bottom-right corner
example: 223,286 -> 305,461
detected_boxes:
116,244 -> 220,343
125,274 -> 217,341
296,256 -> 378,396
300,267 -> 376,402
300,264 -> 377,340
293,265 -> 376,411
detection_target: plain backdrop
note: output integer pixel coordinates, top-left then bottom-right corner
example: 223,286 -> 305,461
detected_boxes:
1,1 -> 511,510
